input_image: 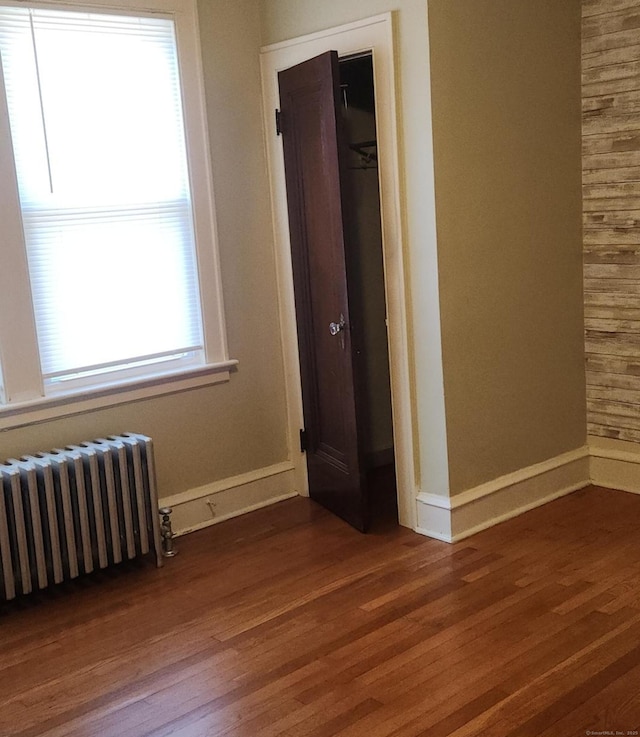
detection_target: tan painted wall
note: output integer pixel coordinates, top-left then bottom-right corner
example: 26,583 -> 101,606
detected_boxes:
0,0 -> 289,498
428,0 -> 586,493
262,0 -> 586,497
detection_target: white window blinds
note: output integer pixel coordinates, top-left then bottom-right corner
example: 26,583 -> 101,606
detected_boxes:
0,6 -> 204,385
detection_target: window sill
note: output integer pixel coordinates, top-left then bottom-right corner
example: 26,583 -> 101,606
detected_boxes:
0,359 -> 238,431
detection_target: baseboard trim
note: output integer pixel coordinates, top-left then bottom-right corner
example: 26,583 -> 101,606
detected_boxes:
160,461 -> 297,536
589,438 -> 640,496
415,446 -> 590,543
164,443 -> 636,543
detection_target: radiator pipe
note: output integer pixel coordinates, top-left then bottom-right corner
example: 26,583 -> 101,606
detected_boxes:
159,507 -> 178,557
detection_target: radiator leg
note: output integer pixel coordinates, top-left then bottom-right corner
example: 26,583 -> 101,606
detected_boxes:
159,507 -> 178,558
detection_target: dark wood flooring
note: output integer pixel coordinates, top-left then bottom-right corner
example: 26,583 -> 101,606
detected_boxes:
2,485 -> 640,736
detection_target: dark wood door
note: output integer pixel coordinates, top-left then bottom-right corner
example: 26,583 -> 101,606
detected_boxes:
278,51 -> 368,532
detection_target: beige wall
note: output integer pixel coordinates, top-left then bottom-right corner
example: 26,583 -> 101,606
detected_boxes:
428,0 -> 586,493
0,0 -> 289,499
0,0 -> 591,526
263,0 -> 586,497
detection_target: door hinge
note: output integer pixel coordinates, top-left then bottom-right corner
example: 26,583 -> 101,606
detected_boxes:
299,428 -> 308,453
275,108 -> 282,136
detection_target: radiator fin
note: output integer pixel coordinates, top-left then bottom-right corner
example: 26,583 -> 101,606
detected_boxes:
0,433 -> 162,602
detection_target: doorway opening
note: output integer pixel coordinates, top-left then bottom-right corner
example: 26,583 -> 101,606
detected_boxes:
340,53 -> 397,529
260,13 -> 418,531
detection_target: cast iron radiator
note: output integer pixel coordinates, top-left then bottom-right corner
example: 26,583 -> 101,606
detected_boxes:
0,433 -> 163,602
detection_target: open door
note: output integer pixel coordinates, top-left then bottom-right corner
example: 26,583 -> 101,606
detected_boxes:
278,51 -> 369,532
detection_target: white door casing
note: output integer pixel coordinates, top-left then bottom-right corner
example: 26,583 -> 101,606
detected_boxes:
260,13 -> 418,529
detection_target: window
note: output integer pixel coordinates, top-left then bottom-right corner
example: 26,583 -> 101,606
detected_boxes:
0,0 -> 233,426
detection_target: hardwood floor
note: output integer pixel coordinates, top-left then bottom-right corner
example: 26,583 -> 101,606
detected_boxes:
2,485 -> 640,736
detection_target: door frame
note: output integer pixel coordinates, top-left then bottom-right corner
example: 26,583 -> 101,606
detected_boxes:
260,13 -> 417,529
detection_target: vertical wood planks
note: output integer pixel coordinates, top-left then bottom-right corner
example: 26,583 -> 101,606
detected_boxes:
583,0 -> 640,441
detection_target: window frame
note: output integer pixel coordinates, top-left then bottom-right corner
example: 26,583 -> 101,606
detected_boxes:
0,0 -> 235,431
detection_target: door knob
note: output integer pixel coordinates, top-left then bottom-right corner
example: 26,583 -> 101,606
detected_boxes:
329,315 -> 345,336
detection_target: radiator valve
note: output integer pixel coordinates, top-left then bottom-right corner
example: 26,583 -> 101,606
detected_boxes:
159,507 -> 178,558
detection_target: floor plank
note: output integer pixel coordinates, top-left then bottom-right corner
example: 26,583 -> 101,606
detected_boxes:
2,485 -> 640,736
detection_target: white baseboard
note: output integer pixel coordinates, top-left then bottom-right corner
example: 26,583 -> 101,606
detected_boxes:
164,442 -> 638,544
589,437 -> 640,495
415,446 -> 590,543
160,461 -> 297,536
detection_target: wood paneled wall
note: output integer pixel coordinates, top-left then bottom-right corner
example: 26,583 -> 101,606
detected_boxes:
583,0 -> 640,442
